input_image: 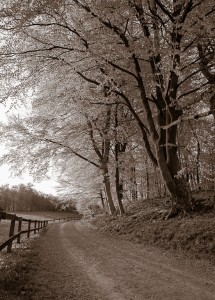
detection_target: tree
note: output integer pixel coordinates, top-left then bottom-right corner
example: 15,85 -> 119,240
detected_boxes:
0,183 -> 56,211
0,0 -> 214,216
66,0 -> 214,215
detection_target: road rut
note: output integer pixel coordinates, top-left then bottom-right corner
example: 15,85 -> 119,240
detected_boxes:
24,220 -> 215,300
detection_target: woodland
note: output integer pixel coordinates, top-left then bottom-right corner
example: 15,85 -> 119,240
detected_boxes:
0,183 -> 76,211
0,0 -> 214,219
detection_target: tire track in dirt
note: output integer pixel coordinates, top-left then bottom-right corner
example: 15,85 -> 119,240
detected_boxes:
25,220 -> 215,300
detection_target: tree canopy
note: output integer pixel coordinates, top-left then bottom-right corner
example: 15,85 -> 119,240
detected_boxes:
0,0 -> 214,216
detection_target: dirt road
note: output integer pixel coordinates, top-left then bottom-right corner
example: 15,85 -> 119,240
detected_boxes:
25,220 -> 215,300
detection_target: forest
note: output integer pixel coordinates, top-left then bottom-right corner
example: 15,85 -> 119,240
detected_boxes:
0,183 -> 77,212
0,0 -> 214,218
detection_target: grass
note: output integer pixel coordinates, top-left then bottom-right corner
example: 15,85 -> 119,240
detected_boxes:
0,211 -> 80,298
0,235 -> 39,299
0,210 -> 80,245
91,194 -> 215,264
0,220 -> 11,244
15,210 -> 80,220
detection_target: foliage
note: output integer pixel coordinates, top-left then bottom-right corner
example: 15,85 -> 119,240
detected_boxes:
0,0 -> 214,215
0,183 -> 62,212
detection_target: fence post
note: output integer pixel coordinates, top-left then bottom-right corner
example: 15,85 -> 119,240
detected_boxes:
34,221 -> 37,234
27,221 -> 31,238
7,219 -> 16,253
17,218 -> 22,244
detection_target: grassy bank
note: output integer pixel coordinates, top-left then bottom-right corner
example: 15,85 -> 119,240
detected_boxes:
91,196 -> 215,264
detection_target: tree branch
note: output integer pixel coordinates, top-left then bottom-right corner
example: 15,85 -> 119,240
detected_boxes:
154,0 -> 174,22
77,71 -> 100,85
160,110 -> 214,129
27,21 -> 89,48
43,137 -> 101,169
73,0 -> 129,47
106,59 -> 138,79
178,80 -> 212,99
1,45 -> 78,57
86,120 -> 103,161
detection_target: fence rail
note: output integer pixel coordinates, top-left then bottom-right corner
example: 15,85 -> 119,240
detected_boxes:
0,211 -> 81,253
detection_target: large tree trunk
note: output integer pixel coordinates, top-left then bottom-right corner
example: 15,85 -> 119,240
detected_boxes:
103,165 -> 116,215
145,158 -> 150,199
114,106 -> 126,214
157,151 -> 192,214
115,141 -> 126,215
209,92 -> 215,121
130,166 -> 138,202
115,167 -> 125,215
156,112 -> 193,215
100,189 -> 108,212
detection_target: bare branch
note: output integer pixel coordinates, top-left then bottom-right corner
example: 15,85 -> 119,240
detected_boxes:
26,21 -> 89,48
77,71 -> 100,85
73,0 -> 129,47
161,110 -> 214,130
86,120 -> 103,161
106,59 -> 138,79
154,0 -> 174,22
178,64 -> 215,87
178,80 -> 212,99
43,137 -> 101,169
0,45 -> 80,57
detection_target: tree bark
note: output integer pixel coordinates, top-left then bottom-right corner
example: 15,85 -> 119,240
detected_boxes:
115,165 -> 125,215
156,141 -> 193,215
100,190 -> 105,210
114,106 -> 126,214
145,158 -> 150,199
103,165 -> 116,215
130,166 -> 138,201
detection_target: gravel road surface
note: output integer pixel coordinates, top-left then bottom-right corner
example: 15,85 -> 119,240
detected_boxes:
24,220 -> 215,300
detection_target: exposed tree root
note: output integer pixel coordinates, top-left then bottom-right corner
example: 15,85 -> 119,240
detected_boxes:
164,207 -> 179,220
164,202 -> 194,220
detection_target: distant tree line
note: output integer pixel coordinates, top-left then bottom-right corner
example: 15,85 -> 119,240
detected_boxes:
0,184 -> 76,212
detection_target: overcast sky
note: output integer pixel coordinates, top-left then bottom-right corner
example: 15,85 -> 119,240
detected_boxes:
0,104 -> 58,196
0,164 -> 58,195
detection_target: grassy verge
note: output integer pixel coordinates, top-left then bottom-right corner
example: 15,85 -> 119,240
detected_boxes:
0,211 -> 80,247
91,197 -> 215,264
0,237 -> 38,299
15,210 -> 80,220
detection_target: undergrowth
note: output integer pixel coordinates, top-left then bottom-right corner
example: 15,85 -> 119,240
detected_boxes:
92,193 -> 215,264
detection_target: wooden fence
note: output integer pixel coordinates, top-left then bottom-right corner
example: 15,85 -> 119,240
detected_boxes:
0,211 -> 81,253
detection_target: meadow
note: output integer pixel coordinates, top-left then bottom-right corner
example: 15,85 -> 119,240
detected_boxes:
0,211 -> 80,246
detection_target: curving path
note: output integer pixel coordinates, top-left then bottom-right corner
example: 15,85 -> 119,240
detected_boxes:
25,220 -> 215,300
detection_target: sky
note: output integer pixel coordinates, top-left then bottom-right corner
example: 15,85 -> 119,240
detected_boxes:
0,164 -> 58,195
0,103 -> 58,196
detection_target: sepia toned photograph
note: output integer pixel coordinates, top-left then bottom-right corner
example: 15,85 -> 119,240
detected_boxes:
0,1 -> 214,299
